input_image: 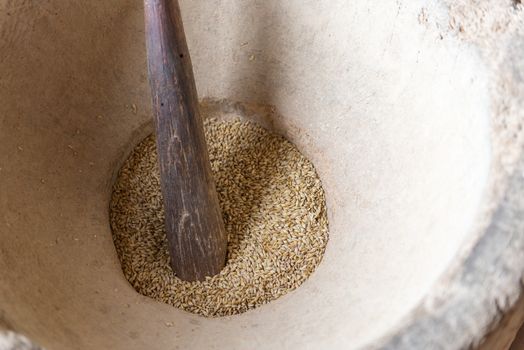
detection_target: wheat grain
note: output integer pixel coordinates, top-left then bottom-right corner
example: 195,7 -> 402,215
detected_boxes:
110,118 -> 329,317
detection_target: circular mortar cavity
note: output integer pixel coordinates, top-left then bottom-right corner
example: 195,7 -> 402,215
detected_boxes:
110,116 -> 329,317
0,1 -> 496,349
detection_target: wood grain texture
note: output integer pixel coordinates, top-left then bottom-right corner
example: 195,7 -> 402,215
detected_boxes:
143,0 -> 227,281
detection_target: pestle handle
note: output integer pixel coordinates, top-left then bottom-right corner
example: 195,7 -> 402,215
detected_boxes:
143,0 -> 227,281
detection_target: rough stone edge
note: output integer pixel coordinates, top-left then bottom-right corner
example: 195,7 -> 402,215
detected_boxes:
375,153 -> 524,350
374,2 -> 524,348
0,332 -> 42,350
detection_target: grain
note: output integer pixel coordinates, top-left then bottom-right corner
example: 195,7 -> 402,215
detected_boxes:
110,118 -> 329,317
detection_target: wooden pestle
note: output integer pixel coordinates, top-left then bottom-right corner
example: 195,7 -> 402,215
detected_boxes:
143,0 -> 227,281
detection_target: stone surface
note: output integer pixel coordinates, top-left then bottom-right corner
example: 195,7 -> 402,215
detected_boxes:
0,0 -> 522,349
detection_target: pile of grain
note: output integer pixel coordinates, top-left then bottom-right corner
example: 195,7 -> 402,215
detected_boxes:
110,118 -> 329,317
